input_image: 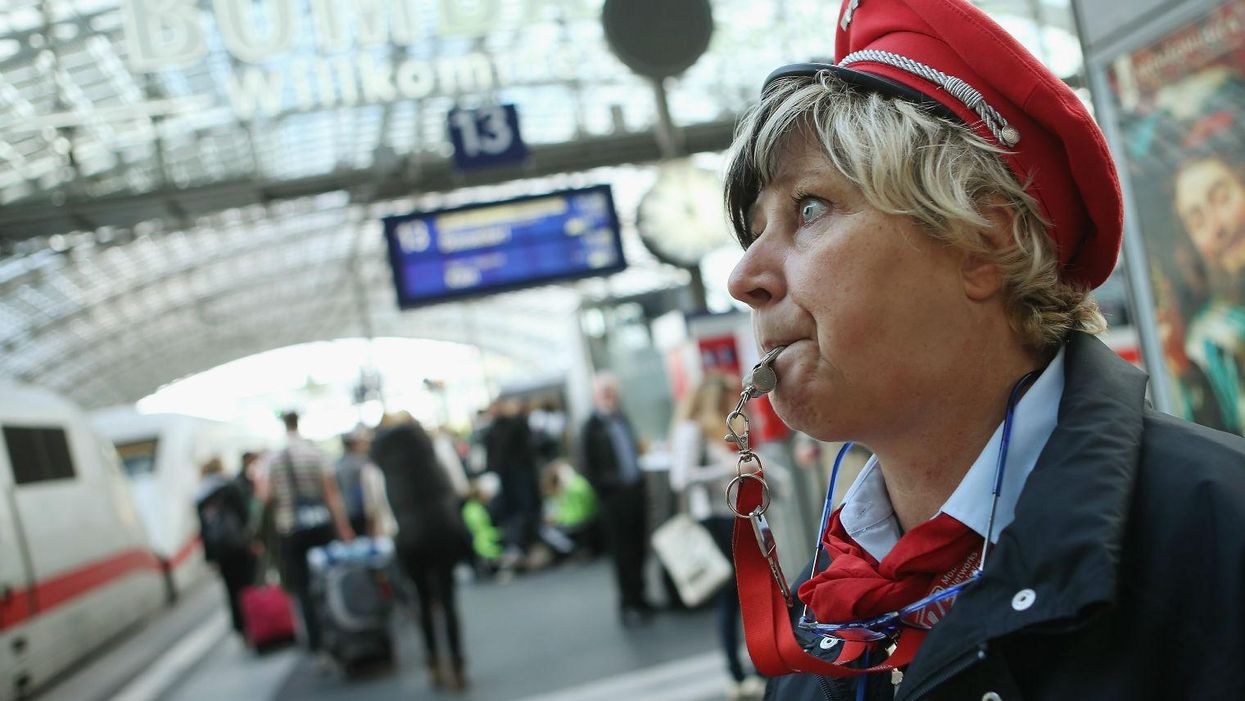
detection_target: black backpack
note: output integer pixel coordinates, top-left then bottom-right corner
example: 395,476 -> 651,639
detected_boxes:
200,485 -> 249,560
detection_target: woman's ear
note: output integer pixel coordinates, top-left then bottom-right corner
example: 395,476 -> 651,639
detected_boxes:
961,199 -> 1016,301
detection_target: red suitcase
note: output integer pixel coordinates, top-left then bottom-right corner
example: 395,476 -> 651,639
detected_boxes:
240,584 -> 296,648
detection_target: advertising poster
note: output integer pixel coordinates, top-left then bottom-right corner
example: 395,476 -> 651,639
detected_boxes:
1108,0 -> 1245,434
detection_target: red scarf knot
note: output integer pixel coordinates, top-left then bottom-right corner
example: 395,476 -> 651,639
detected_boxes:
797,509 -> 982,623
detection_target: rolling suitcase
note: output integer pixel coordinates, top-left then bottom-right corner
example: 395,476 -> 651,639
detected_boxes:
308,537 -> 397,674
240,584 -> 296,649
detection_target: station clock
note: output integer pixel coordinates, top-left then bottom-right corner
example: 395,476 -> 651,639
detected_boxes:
636,160 -> 732,268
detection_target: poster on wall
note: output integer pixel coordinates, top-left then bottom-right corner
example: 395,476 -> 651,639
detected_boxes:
1107,0 -> 1245,435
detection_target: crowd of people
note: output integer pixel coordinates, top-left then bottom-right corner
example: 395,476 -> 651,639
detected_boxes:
191,395 -> 610,688
190,371 -> 782,697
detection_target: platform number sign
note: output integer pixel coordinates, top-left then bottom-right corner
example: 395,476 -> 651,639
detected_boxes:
447,104 -> 528,171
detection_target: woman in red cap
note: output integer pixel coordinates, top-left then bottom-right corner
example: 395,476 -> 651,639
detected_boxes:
722,0 -> 1245,699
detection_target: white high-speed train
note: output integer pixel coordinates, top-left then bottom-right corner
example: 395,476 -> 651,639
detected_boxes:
90,408 -> 271,600
0,382 -> 165,701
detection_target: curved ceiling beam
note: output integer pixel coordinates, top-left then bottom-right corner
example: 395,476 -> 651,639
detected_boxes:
0,121 -> 738,242
55,322 -> 563,409
36,286 -> 577,408
5,213 -> 361,345
6,232 -> 578,380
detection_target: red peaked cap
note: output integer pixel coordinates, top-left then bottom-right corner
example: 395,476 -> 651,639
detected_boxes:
767,0 -> 1123,290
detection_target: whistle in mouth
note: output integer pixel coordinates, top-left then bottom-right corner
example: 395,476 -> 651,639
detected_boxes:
744,345 -> 785,398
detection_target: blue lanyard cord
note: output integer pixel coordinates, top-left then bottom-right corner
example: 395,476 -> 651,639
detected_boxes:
803,370 -> 1038,623
979,371 -> 1039,571
802,441 -> 856,622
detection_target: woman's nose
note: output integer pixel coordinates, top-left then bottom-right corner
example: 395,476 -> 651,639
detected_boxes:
728,239 -> 784,308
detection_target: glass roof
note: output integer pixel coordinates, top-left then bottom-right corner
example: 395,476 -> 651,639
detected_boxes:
0,0 -> 1083,407
0,164 -> 704,406
0,0 -> 1081,238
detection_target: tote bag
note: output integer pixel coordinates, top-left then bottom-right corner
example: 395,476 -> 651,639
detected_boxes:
651,513 -> 733,607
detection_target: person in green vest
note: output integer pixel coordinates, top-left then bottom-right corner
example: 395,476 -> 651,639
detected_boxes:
551,466 -> 596,528
461,480 -> 503,567
543,460 -> 601,560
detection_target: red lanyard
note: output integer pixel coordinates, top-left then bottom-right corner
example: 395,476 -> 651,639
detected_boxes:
733,470 -> 924,677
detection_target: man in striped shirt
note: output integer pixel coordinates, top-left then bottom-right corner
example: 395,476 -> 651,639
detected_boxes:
264,411 -> 354,656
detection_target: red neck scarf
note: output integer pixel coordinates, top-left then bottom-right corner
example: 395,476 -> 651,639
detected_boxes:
733,471 -> 983,678
798,508 -> 982,623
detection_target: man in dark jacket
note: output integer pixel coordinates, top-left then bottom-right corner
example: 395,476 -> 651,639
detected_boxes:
719,0 -> 1245,698
581,372 -> 654,626
484,399 -> 542,565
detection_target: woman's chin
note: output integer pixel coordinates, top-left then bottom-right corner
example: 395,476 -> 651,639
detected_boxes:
769,391 -> 818,437
771,386 -> 850,442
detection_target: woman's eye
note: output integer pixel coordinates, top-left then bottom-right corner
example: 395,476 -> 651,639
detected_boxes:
798,197 -> 829,223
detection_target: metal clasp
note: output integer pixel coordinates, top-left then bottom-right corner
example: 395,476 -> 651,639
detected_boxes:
723,345 -> 791,605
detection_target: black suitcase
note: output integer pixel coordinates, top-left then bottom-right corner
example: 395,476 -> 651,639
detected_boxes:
308,538 -> 397,675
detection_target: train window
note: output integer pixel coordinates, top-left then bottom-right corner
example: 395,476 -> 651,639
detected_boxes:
115,439 -> 159,477
3,426 -> 77,484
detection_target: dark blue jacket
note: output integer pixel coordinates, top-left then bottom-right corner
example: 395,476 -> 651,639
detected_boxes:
765,332 -> 1245,701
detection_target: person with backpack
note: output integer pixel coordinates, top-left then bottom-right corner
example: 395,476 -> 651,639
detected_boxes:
195,456 -> 256,638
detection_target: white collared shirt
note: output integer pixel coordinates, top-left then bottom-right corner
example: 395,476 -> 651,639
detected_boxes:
837,348 -> 1066,562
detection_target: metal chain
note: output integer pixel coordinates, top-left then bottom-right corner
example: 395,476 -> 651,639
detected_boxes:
724,346 -> 784,518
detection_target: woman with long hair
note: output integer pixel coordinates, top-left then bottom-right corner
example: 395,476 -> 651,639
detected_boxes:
669,373 -> 763,698
369,412 -> 472,691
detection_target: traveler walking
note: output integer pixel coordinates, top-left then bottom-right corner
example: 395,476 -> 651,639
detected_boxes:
485,399 -> 542,569
669,373 -> 764,698
334,429 -> 372,538
370,412 -> 473,690
264,411 -> 354,657
195,457 -> 257,638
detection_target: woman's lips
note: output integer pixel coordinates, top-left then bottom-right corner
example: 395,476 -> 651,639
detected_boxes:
762,338 -> 802,354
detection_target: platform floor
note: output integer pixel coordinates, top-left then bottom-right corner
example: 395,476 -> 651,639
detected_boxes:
38,558 -> 763,701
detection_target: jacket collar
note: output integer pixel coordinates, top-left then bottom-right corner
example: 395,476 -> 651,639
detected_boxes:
899,332 -> 1148,698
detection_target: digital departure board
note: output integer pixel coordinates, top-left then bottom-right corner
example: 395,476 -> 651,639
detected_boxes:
382,185 -> 627,309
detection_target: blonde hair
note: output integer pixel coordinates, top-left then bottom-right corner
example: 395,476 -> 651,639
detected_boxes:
724,72 -> 1105,353
673,372 -> 739,444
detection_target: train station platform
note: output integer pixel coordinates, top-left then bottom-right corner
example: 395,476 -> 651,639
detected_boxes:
39,559 -> 755,701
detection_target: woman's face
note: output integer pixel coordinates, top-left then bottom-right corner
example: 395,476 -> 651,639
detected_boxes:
727,132 -> 979,442
1175,157 -> 1245,277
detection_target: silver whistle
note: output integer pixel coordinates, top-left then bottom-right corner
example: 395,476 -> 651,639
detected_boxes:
743,345 -> 785,399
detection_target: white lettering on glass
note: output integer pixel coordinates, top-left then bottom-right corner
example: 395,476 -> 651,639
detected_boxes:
212,0 -> 298,63
121,0 -> 208,71
439,0 -> 500,37
226,68 -> 286,119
